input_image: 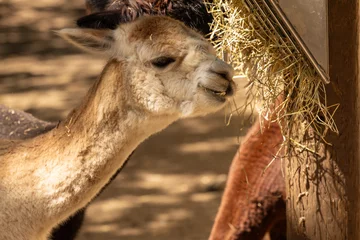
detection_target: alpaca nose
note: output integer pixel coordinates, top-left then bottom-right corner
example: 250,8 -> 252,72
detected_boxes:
210,59 -> 234,82
209,59 -> 235,96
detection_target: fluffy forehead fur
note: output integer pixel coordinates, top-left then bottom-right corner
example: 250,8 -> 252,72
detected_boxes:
115,15 -> 209,58
128,15 -> 203,41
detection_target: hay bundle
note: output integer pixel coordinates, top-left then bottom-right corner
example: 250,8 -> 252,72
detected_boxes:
206,0 -> 338,150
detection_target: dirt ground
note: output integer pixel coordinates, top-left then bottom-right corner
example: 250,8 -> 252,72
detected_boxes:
0,1 -> 251,239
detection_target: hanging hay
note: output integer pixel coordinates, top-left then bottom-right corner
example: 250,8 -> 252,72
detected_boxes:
206,0 -> 339,151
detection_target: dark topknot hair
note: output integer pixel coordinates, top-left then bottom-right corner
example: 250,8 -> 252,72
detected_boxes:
84,0 -> 213,36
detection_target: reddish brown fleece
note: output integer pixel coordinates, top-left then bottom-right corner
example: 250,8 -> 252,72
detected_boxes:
209,118 -> 286,240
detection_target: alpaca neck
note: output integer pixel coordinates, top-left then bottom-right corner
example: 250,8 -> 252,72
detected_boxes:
0,59 -> 178,239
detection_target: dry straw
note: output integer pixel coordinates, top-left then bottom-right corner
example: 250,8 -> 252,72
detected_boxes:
206,0 -> 339,152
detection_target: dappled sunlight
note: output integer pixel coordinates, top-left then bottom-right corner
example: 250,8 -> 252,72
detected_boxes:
146,209 -> 192,232
84,198 -> 137,223
135,172 -> 202,194
83,208 -> 194,238
0,55 -> 105,120
86,223 -> 131,235
178,137 -> 237,153
190,192 -> 218,203
121,172 -> 227,195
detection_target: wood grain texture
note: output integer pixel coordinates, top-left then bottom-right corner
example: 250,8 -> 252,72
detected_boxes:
286,1 -> 360,239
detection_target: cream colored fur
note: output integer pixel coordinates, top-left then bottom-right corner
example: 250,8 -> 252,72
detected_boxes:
0,16 -> 236,240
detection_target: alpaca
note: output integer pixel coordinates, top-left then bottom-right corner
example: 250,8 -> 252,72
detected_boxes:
83,2 -> 288,239
0,12 -> 235,240
208,118 -> 286,240
55,1 -> 215,238
84,2 -> 288,239
0,1 -> 218,239
58,0 -> 213,237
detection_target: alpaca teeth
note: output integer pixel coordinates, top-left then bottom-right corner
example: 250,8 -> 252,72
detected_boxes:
217,92 -> 226,96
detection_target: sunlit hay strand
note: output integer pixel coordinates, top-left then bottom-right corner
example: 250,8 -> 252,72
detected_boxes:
205,0 -> 339,153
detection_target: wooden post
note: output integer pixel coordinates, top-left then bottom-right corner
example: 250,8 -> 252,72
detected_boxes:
286,1 -> 360,239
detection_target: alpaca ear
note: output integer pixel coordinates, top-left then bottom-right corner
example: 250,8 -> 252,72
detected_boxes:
55,28 -> 113,54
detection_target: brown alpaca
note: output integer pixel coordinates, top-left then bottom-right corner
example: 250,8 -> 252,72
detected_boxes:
0,13 -> 236,240
209,118 -> 286,240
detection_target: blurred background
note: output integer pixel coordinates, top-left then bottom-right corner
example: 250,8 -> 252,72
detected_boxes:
0,0 -> 251,239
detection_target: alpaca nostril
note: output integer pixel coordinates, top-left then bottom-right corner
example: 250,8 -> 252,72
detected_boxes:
213,71 -> 232,82
218,72 -> 228,80
225,84 -> 234,96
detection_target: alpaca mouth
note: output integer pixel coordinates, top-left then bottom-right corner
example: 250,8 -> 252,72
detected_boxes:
198,83 -> 234,102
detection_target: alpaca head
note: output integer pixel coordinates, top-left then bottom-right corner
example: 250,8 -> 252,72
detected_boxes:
57,12 -> 236,118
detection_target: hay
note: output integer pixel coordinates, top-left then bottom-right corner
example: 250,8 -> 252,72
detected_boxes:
206,0 -> 339,149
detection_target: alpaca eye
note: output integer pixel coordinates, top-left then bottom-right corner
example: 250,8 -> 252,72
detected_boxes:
151,57 -> 176,68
